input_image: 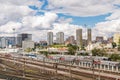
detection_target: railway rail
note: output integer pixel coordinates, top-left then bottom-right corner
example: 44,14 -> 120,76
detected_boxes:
0,55 -> 120,80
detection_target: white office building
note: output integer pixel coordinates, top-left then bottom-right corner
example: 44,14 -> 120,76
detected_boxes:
17,33 -> 32,47
76,29 -> 82,47
56,32 -> 64,44
47,32 -> 53,45
22,41 -> 34,50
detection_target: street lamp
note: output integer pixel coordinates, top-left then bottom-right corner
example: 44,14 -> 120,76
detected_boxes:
83,24 -> 88,49
12,28 -> 16,65
92,58 -> 101,80
92,59 -> 95,80
84,24 -> 87,40
23,57 -> 26,77
12,28 -> 15,51
69,63 -> 72,80
43,57 -> 45,73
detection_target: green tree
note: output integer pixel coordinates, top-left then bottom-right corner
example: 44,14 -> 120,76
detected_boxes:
44,51 -> 48,57
67,44 -> 78,55
24,48 -> 32,52
83,52 -> 89,56
118,38 -> 120,51
109,54 -> 120,61
81,46 -> 86,50
67,44 -> 73,47
40,51 -> 48,57
78,52 -> 89,56
112,42 -> 117,48
32,48 -> 36,51
92,48 -> 106,56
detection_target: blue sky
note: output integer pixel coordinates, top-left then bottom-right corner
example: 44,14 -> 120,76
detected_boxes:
0,0 -> 120,41
58,13 -> 111,27
33,0 -> 111,27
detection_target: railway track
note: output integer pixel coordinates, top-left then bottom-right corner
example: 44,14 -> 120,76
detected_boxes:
0,57 -> 75,80
0,55 -> 120,80
14,57 -> 120,80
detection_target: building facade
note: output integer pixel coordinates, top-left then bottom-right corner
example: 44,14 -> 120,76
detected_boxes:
76,29 -> 82,47
96,36 -> 104,42
56,32 -> 64,44
0,37 -> 16,48
65,36 -> 75,45
17,33 -> 32,47
40,41 -> 47,46
0,37 -> 8,48
47,32 -> 53,45
87,28 -> 92,45
113,33 -> 120,45
107,37 -> 113,43
22,41 -> 34,50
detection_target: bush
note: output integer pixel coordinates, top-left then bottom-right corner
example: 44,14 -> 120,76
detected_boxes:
92,48 -> 106,56
109,54 -> 120,61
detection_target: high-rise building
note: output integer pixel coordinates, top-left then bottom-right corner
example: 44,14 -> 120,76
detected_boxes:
107,37 -> 113,43
87,28 -> 92,45
0,37 -> 8,48
65,36 -> 75,44
0,37 -> 16,48
82,39 -> 87,47
17,33 -> 32,41
39,41 -> 47,46
96,36 -> 103,42
76,29 -> 82,47
56,32 -> 64,44
47,32 -> 53,45
22,41 -> 34,50
17,33 -> 32,47
113,32 -> 120,45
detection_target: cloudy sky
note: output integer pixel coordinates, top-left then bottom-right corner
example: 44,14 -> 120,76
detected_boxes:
0,0 -> 120,41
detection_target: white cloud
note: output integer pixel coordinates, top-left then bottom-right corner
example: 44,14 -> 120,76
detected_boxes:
0,21 -> 22,35
92,19 -> 120,39
48,23 -> 83,40
0,12 -> 58,41
106,9 -> 120,20
46,0 -> 120,17
27,30 -> 48,41
0,0 -> 42,25
0,0 -> 58,41
22,12 -> 58,30
1,0 -> 120,42
0,4 -> 33,23
57,17 -> 73,23
0,0 -> 42,7
19,22 -> 84,41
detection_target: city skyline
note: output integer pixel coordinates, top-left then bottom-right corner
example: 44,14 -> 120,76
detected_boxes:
0,0 -> 120,41
0,29 -> 117,42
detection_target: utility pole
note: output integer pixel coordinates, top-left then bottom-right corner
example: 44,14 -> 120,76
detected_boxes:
43,57 -> 45,73
92,59 -> 95,80
98,67 -> 101,80
23,56 -> 25,77
92,59 -> 101,80
53,62 -> 58,79
84,24 -> 87,40
55,62 -> 58,79
55,63 -> 58,74
98,59 -> 101,80
13,28 -> 16,65
69,61 -> 72,80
